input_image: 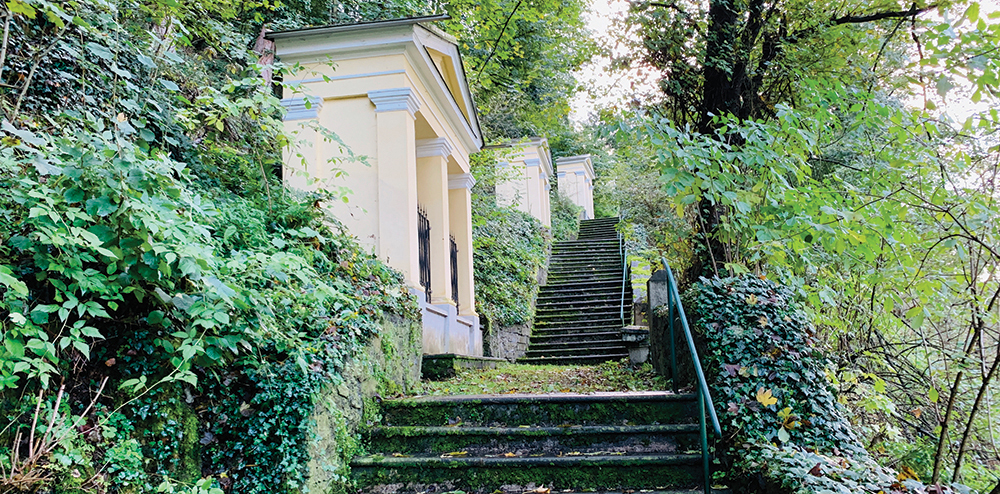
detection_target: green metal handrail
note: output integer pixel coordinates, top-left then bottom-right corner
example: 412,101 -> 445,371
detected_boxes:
660,258 -> 721,494
619,232 -> 627,324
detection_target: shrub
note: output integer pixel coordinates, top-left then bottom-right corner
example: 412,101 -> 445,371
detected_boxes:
549,191 -> 581,242
686,276 -> 969,494
472,195 -> 550,328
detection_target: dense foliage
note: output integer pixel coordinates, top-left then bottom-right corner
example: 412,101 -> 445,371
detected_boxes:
548,192 -> 581,242
0,0 -> 421,492
688,276 -> 970,494
471,194 -> 550,329
590,0 -> 1000,486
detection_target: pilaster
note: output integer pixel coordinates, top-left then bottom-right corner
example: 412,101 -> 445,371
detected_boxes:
371,88 -> 420,289
417,138 -> 453,305
448,173 -> 476,316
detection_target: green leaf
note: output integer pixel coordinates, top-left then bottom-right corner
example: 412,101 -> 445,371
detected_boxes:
85,42 -> 114,61
85,196 -> 118,217
63,187 -> 85,203
148,310 -> 164,325
929,387 -> 939,403
7,0 -> 37,18
160,79 -> 179,91
777,427 -> 791,443
0,270 -> 28,296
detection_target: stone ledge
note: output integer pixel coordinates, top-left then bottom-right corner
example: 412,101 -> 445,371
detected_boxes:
421,353 -> 506,380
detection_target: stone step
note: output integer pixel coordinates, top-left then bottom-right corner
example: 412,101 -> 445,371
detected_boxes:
547,268 -> 624,276
553,239 -> 620,245
538,280 -> 623,290
534,317 -> 624,328
551,246 -> 621,253
380,392 -> 699,427
517,353 -> 630,365
536,304 -> 626,315
537,293 -> 621,303
535,312 -> 623,323
550,252 -> 622,259
365,424 -> 700,455
524,344 -> 629,358
351,453 -> 702,493
526,337 -> 624,349
529,330 -> 622,343
544,277 -> 624,286
536,295 -> 631,306
531,329 -> 623,340
535,290 -> 629,307
547,271 -> 623,279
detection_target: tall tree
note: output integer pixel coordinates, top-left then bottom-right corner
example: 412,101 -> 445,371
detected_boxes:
625,0 -> 950,278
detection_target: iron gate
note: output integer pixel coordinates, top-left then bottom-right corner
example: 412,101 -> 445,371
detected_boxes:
417,205 -> 431,303
449,235 -> 459,309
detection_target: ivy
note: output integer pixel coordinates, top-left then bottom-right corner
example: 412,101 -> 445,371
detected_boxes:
687,276 -> 971,493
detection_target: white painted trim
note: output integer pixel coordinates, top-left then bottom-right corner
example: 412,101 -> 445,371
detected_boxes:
574,170 -> 585,177
416,137 -> 454,158
555,155 -> 595,179
367,87 -> 420,117
281,96 -> 323,120
290,69 -> 406,85
271,23 -> 483,152
448,173 -> 476,190
524,158 -> 541,168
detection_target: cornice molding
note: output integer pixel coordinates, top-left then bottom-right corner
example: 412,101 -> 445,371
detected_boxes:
281,96 -> 323,121
448,173 -> 476,190
416,137 -> 454,158
368,87 -> 420,117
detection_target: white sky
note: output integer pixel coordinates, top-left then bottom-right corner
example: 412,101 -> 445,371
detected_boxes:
568,0 -> 1000,125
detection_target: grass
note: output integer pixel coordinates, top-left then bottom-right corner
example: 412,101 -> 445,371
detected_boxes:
412,360 -> 670,396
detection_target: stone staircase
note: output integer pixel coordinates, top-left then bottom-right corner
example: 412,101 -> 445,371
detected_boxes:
350,391 -> 706,493
519,217 -> 633,365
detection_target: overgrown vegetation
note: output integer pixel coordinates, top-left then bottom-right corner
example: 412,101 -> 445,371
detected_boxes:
0,0 -> 424,492
688,276 -> 970,493
548,191 -> 582,242
471,190 -> 550,329
585,0 -> 1000,487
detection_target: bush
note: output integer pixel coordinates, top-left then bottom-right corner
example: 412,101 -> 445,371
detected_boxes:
686,276 -> 969,494
549,191 -> 581,242
472,195 -> 550,328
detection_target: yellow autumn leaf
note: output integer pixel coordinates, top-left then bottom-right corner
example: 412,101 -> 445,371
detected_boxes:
756,387 -> 778,407
897,465 -> 920,482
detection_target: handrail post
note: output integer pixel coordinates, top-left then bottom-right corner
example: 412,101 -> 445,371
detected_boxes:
668,276 -> 678,394
699,386 -> 710,494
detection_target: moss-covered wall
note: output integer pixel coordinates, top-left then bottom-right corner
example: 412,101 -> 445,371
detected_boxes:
306,314 -> 421,493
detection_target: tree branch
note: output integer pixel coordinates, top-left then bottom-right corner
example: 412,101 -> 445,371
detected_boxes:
475,0 -> 522,87
831,4 -> 937,25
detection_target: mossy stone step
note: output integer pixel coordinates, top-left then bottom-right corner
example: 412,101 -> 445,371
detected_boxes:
366,424 -> 700,455
350,453 -> 702,494
516,353 -> 630,365
380,392 -> 699,427
535,289 -> 629,305
529,330 -> 622,342
533,318 -> 624,329
524,344 -> 628,358
530,329 -> 623,339
527,338 -> 623,350
536,304 -> 625,313
534,313 -> 623,324
538,280 -> 622,290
